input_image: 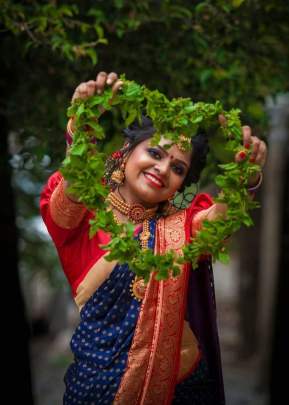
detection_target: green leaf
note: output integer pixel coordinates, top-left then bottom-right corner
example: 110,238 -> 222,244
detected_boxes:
61,76 -> 261,282
232,0 -> 245,8
86,48 -> 98,65
71,144 -> 87,156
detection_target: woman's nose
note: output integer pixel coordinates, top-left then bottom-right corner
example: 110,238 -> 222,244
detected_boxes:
154,158 -> 170,175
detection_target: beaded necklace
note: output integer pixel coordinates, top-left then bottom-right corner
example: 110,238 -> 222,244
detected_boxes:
108,191 -> 155,301
107,191 -> 158,225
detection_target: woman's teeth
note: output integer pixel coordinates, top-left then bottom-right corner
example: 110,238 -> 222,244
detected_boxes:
144,173 -> 163,187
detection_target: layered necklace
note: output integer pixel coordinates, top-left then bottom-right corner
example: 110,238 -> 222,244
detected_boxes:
107,189 -> 158,226
107,188 -> 158,300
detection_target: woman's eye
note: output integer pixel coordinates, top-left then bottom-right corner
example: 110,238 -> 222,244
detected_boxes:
172,165 -> 185,176
148,148 -> 161,159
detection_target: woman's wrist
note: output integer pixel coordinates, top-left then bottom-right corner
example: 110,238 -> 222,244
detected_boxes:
247,171 -> 263,192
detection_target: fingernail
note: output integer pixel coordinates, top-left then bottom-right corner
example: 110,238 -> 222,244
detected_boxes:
107,79 -> 112,85
97,89 -> 102,94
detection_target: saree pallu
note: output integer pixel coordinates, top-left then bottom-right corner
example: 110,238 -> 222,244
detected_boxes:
114,204 -> 224,405
63,198 -> 225,405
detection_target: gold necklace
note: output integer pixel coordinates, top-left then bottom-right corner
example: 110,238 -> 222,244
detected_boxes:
107,192 -> 154,302
107,191 -> 158,224
130,218 -> 150,301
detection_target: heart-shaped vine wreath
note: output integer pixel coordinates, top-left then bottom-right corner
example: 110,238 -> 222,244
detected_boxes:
61,75 -> 260,281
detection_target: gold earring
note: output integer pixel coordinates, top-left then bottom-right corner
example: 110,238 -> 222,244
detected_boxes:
111,157 -> 127,185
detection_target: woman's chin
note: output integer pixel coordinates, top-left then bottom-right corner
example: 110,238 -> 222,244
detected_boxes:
133,186 -> 164,207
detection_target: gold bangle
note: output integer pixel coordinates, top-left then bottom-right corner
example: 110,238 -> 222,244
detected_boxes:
67,117 -> 75,137
248,171 -> 263,192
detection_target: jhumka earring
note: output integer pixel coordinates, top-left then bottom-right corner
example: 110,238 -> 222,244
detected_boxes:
111,155 -> 128,185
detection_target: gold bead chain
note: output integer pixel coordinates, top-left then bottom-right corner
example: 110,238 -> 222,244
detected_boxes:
112,210 -> 150,301
139,219 -> 150,250
107,191 -> 158,224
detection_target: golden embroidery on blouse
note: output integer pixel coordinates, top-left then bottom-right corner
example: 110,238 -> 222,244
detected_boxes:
49,177 -> 86,229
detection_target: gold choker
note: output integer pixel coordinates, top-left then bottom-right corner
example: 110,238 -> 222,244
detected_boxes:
107,191 -> 158,224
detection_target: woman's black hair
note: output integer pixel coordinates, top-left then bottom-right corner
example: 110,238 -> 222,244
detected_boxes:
121,115 -> 209,192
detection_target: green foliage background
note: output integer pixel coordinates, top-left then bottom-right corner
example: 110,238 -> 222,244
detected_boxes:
1,0 -> 288,286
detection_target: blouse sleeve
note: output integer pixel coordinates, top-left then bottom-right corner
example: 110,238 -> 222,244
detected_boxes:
185,193 -> 214,238
40,171 -> 110,295
184,193 -> 214,263
39,171 -> 87,247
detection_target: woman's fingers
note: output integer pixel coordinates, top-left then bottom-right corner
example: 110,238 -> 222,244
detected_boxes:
86,80 -> 96,97
242,126 -> 252,149
249,136 -> 260,162
106,72 -> 118,85
71,82 -> 89,102
95,71 -> 108,94
252,138 -> 267,167
72,72 -> 120,102
112,79 -> 123,95
235,131 -> 267,169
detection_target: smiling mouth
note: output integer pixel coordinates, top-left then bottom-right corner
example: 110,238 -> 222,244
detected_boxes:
143,172 -> 164,188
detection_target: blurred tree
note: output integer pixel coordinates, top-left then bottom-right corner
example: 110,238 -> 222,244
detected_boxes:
1,0 -> 289,398
1,0 -> 288,283
269,131 -> 289,404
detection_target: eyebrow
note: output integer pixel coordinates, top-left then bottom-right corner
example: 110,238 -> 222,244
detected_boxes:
156,145 -> 189,168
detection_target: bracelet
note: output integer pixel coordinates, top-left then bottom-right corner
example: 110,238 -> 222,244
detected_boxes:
65,118 -> 75,147
247,171 -> 263,192
66,117 -> 98,146
67,117 -> 75,136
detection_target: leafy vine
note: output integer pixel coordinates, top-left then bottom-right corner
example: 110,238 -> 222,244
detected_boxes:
61,75 -> 260,281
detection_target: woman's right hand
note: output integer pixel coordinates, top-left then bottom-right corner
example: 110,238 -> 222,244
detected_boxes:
65,72 -> 122,201
71,71 -> 123,103
68,71 -> 123,134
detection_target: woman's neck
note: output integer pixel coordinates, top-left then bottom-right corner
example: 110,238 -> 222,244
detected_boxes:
117,184 -> 157,209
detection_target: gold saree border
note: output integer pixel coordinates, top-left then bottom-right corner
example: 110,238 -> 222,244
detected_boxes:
114,210 -> 198,405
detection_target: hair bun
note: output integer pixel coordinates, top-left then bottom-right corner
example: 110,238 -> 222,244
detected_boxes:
123,114 -> 155,141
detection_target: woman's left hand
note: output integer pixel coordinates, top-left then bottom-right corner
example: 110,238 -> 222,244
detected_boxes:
235,125 -> 268,187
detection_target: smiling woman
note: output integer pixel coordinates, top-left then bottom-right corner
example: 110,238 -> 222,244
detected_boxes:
40,71 -> 267,405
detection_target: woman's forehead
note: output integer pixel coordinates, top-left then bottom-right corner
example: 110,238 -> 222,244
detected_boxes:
146,136 -> 192,163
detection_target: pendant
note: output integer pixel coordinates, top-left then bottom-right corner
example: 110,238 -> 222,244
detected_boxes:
128,204 -> 146,223
130,276 -> 146,301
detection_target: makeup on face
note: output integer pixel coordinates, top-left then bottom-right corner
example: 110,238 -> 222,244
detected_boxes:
146,144 -> 189,177
120,138 -> 192,207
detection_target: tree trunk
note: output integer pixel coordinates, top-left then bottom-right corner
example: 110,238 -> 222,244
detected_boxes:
237,197 -> 262,358
0,115 -> 34,403
269,112 -> 289,404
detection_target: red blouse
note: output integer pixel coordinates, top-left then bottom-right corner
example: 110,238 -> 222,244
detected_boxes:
40,171 -> 213,297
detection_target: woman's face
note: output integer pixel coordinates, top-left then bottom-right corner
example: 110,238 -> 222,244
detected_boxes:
121,137 -> 192,207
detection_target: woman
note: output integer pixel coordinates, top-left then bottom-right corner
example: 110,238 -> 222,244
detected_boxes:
40,72 -> 267,404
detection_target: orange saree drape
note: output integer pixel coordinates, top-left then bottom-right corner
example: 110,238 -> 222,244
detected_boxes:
114,194 -> 212,404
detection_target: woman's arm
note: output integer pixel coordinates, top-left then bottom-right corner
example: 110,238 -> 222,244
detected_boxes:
63,71 -> 123,202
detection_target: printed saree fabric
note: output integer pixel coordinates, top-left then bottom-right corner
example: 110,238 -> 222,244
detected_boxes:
40,172 -> 225,404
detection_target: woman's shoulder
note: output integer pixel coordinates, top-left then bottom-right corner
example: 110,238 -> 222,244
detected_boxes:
189,192 -> 214,211
160,193 -> 213,220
